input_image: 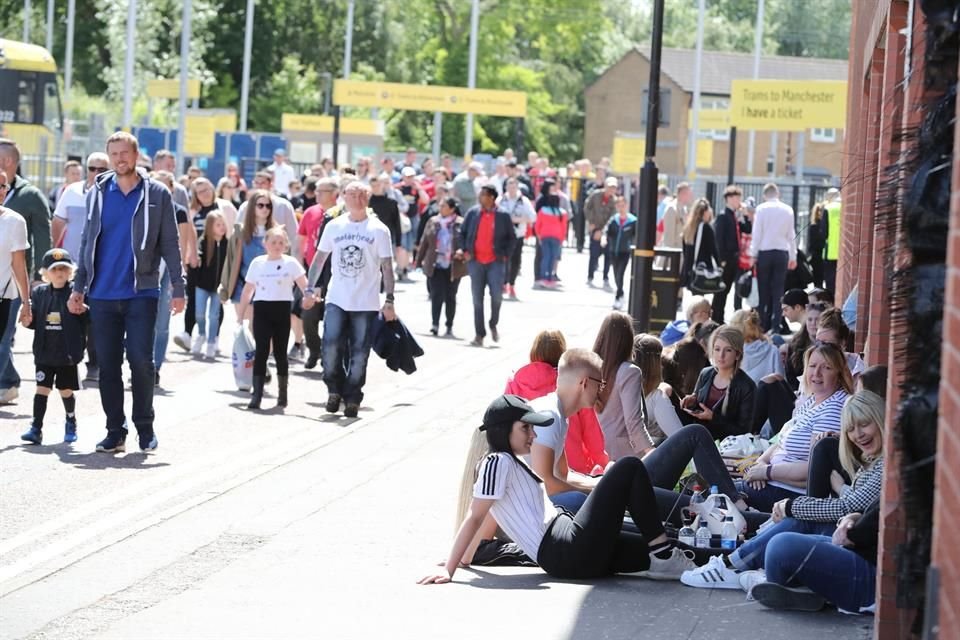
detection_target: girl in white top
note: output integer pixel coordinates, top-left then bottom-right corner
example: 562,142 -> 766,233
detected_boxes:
236,227 -> 314,410
419,389 -> 696,585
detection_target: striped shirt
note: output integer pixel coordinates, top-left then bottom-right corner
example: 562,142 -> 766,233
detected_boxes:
769,389 -> 848,491
473,453 -> 558,562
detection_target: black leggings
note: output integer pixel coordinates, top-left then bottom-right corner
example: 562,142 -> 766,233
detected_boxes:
253,301 -> 291,376
611,251 -> 631,298
508,236 -> 524,285
643,424 -> 739,501
752,378 -> 795,435
536,457 -> 664,579
805,436 -> 850,498
429,268 -> 460,329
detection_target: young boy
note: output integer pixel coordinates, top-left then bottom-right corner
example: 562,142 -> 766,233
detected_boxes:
20,249 -> 88,445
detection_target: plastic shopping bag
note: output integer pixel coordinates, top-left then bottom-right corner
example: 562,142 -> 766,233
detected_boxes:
232,324 -> 256,391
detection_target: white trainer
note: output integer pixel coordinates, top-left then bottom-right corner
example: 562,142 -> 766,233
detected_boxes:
680,555 -> 742,589
739,569 -> 767,599
173,331 -> 191,352
637,547 -> 697,580
191,334 -> 204,355
0,387 -> 19,404
205,342 -> 217,359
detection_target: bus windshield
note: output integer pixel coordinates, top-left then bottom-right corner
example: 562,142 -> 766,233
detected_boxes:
0,69 -> 61,131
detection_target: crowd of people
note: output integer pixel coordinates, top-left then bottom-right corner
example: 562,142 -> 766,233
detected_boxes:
1,133 -> 881,616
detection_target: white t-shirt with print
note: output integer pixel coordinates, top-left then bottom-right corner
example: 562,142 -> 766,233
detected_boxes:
473,452 -> 557,562
0,209 -> 29,299
317,213 -> 393,312
524,392 -> 569,479
244,254 -> 305,302
52,180 -> 87,259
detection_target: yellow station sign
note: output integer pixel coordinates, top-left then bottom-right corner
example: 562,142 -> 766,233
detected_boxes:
183,114 -> 215,155
280,113 -> 384,136
333,80 -> 527,118
688,109 -> 731,131
611,135 -> 646,174
730,80 -> 847,131
146,79 -> 201,100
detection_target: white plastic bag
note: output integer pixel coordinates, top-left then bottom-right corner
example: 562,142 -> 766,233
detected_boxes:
232,324 -> 256,391
746,274 -> 760,309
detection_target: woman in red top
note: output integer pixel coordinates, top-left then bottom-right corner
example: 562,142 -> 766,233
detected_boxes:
504,329 -> 610,475
533,180 -> 569,289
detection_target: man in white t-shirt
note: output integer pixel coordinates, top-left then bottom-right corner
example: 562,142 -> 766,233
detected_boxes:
267,149 -> 297,198
0,172 -> 33,381
53,152 -> 110,260
311,180 -> 396,419
525,348 -> 604,512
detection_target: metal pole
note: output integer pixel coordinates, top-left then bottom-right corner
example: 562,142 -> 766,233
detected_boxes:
685,0 -> 705,179
432,111 -> 442,163
321,72 -> 332,115
177,0 -> 192,174
332,0 -> 355,168
65,0 -> 75,99
746,0 -> 765,175
463,0 -> 479,159
121,0 -> 137,129
23,0 -> 31,42
769,131 -> 778,177
627,0 -> 664,332
239,0 -> 254,132
727,127 -> 737,185
45,0 -> 54,52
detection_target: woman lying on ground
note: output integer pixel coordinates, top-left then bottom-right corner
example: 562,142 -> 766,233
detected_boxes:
419,391 -> 696,584
680,390 -> 884,610
732,342 -> 853,511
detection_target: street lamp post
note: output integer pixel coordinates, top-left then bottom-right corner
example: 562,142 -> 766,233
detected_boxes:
627,0 -> 665,332
332,0 -> 355,168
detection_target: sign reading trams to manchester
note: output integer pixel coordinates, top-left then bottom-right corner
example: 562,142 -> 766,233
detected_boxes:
333,80 -> 527,118
730,80 -> 847,131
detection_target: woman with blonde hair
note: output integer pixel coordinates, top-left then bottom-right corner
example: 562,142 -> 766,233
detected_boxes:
729,308 -> 783,383
681,198 -> 720,289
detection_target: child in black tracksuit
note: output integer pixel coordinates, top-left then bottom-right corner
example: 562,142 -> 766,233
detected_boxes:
21,249 -> 88,445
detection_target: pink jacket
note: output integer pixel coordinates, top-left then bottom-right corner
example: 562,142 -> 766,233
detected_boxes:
505,362 -> 610,476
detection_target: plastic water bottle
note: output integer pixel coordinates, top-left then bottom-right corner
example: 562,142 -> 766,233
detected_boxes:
695,520 -> 712,549
721,515 -> 738,551
690,485 -> 705,515
678,518 -> 696,547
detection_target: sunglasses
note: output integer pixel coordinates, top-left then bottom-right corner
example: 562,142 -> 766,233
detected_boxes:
88,165 -> 108,173
588,376 -> 607,393
255,202 -> 272,209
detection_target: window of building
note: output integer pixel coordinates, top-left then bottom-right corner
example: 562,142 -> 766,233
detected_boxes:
810,128 -> 837,143
697,98 -> 730,141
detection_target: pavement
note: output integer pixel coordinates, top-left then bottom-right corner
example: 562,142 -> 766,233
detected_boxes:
0,247 -> 873,640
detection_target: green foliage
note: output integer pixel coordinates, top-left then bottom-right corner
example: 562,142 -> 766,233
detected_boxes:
249,55 -> 320,132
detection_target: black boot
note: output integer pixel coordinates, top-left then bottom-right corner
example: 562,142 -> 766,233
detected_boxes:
277,376 -> 288,407
248,376 -> 265,410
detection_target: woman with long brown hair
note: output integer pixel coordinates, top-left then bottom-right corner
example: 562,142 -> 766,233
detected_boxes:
220,189 -> 277,324
681,198 -> 719,289
592,312 -> 652,460
633,334 -> 684,445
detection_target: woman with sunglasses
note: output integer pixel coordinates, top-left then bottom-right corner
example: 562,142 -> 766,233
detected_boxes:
220,189 -> 277,325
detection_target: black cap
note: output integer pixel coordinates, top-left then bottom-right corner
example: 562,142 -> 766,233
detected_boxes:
480,394 -> 554,431
42,248 -> 75,270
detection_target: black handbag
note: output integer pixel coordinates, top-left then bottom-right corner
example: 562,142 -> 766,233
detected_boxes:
689,223 -> 725,294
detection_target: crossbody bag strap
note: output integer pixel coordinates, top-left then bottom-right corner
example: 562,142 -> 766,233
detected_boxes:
694,222 -> 703,263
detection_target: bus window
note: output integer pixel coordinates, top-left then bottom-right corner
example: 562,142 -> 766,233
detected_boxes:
42,77 -> 61,131
18,75 -> 36,123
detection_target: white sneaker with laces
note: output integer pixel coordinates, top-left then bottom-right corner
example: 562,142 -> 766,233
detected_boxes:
739,569 -> 766,599
680,555 -> 742,589
191,335 -> 204,355
637,547 -> 697,580
173,331 -> 191,352
205,342 -> 217,359
0,387 -> 19,404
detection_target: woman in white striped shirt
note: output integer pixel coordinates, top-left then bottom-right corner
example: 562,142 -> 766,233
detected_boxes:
419,367 -> 696,585
734,343 -> 854,512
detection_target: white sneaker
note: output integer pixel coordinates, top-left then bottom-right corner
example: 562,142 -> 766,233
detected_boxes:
205,342 -> 217,359
0,387 -> 19,404
636,547 -> 697,581
613,296 -> 624,310
680,554 -> 742,589
739,569 -> 766,599
191,335 -> 204,355
173,331 -> 191,352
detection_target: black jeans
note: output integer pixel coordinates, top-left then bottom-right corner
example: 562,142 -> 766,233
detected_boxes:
805,437 -> 850,498
508,236 -> 524,286
711,259 -> 739,324
536,457 -> 663,578
756,249 -> 788,332
253,301 -> 291,376
302,299 -> 324,357
184,280 -> 196,335
611,252 -> 631,298
643,424 -> 739,501
587,236 -> 612,282
429,267 -> 460,329
752,378 -> 796,436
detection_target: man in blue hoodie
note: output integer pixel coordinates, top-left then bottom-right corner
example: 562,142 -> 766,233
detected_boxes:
68,132 -> 185,453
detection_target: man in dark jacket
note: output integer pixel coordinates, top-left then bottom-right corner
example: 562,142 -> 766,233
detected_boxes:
68,132 -> 185,454
458,186 -> 514,347
712,185 -> 742,323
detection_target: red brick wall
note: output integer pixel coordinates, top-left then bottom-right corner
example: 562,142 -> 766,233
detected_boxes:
930,52 -> 960,640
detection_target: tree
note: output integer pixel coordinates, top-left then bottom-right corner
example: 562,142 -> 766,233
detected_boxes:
248,55 -> 320,132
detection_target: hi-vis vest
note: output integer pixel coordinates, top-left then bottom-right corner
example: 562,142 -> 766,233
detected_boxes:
826,200 -> 842,261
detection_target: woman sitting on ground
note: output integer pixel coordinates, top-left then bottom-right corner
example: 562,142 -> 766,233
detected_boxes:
816,307 -> 866,378
632,334 -> 684,445
661,320 -> 717,398
660,296 -> 712,347
504,329 -> 609,476
420,374 -> 696,585
733,342 -> 853,512
681,390 -> 885,616
729,309 -> 784,383
680,325 -> 756,441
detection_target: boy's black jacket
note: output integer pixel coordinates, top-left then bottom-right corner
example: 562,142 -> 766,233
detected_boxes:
28,283 -> 88,365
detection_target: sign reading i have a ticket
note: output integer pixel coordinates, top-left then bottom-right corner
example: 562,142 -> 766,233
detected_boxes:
729,80 -> 847,131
